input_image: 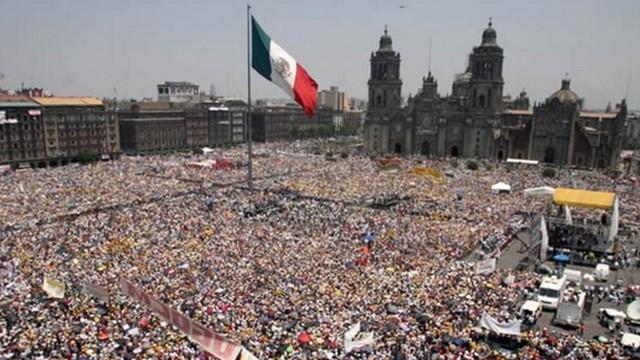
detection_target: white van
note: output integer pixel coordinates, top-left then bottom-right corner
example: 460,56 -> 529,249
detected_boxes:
595,264 -> 610,282
537,276 -> 567,310
564,269 -> 582,286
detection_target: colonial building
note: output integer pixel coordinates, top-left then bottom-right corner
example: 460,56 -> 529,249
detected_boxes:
118,101 -> 246,153
363,22 -> 628,168
0,96 -> 47,167
32,97 -> 120,165
250,105 -> 335,143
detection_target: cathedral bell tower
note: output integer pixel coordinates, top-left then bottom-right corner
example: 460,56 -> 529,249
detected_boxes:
364,26 -> 403,153
468,19 -> 504,111
368,26 -> 402,112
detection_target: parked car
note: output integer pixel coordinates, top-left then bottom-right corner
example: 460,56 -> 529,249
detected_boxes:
553,302 -> 583,328
595,263 -> 610,282
520,300 -> 542,325
599,308 -> 627,328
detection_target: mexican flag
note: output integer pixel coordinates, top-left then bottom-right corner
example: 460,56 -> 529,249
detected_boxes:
251,16 -> 318,118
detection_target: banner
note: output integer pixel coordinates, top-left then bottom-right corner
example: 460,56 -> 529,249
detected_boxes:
480,313 -> 521,336
563,205 -> 573,225
344,323 -> 375,353
475,258 -> 496,275
540,216 -> 549,261
83,281 -> 109,302
42,277 -> 65,299
119,279 -> 242,360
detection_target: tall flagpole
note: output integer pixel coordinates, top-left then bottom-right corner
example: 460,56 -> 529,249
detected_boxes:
246,4 -> 254,190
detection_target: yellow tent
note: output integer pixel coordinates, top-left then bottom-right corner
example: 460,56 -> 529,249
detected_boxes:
552,188 -> 615,210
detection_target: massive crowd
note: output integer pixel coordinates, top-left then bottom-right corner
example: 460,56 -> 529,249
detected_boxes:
1,141 -> 639,359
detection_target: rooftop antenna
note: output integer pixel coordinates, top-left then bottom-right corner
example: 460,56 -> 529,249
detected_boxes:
625,71 -> 632,100
428,36 -> 432,74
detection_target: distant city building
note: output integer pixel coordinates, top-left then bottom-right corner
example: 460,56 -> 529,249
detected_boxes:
363,22 -> 627,168
157,81 -> 200,103
348,97 -> 367,112
318,86 -> 346,112
251,105 -> 335,142
0,95 -> 46,167
119,102 -> 186,152
32,97 -> 120,165
118,100 -> 246,153
625,112 -> 640,149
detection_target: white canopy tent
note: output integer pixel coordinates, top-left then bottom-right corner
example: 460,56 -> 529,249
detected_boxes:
202,147 -> 215,155
491,182 -> 512,194
506,158 -> 539,165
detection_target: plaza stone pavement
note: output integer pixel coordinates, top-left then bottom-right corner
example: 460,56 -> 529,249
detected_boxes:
1,142 -> 639,359
497,230 -> 640,342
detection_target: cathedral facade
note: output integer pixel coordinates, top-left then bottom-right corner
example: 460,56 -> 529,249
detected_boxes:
363,22 -> 627,169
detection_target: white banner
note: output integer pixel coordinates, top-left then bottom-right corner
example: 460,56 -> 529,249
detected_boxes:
480,313 -> 521,336
42,277 -> 65,299
564,205 -> 573,225
344,322 -> 375,353
119,279 -> 242,360
540,216 -> 549,261
83,281 -> 109,302
475,258 -> 496,275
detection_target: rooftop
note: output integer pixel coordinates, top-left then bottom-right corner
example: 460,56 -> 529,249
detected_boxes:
31,97 -> 103,106
0,95 -> 39,108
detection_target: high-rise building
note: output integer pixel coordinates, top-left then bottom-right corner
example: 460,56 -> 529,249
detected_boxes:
318,86 -> 346,111
157,81 -> 200,103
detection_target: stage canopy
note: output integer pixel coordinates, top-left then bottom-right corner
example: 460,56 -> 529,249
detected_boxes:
552,187 -> 619,242
552,188 -> 616,210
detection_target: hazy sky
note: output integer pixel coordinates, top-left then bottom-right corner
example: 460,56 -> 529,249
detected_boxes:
1,0 -> 638,109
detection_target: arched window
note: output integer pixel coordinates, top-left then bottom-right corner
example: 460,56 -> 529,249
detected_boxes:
376,94 -> 382,106
478,95 -> 486,108
394,143 -> 402,154
497,150 -> 504,161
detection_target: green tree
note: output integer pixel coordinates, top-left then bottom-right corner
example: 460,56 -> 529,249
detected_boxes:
542,167 -> 556,178
76,151 -> 99,164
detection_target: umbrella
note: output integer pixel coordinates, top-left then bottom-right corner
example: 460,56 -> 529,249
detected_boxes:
552,254 -> 570,263
297,331 -> 312,344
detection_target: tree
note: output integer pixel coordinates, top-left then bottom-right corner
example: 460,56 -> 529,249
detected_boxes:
76,151 -> 99,164
466,160 -> 479,170
542,167 -> 556,178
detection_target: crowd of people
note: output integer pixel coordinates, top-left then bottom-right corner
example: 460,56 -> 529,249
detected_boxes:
1,140 -> 639,359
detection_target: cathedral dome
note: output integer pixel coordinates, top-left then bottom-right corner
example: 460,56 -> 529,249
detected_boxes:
378,26 -> 394,52
548,78 -> 580,106
481,20 -> 497,46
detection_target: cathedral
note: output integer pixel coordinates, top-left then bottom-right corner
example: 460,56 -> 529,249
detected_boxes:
363,22 -> 628,169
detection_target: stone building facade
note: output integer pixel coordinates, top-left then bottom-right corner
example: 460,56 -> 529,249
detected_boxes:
0,96 -> 46,167
118,101 -> 246,153
363,22 -> 628,169
32,97 -> 120,165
